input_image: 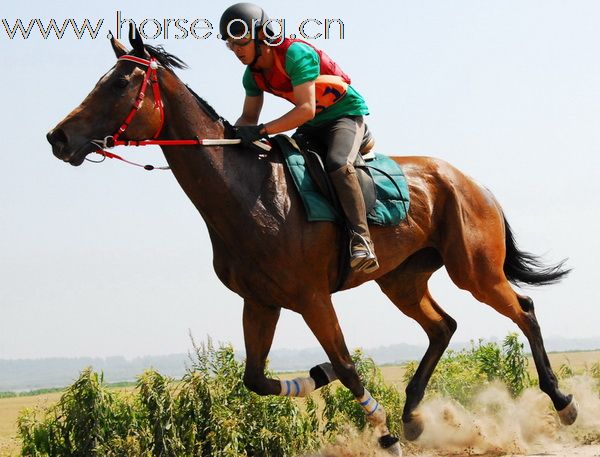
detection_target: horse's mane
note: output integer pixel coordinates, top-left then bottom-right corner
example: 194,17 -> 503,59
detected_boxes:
144,44 -> 188,70
144,44 -> 231,129
185,84 -> 225,124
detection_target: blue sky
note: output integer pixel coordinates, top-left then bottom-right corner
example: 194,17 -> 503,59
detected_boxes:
1,0 -> 599,359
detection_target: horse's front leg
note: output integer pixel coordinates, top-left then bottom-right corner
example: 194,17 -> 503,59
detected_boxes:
242,299 -> 283,395
301,296 -> 402,456
243,298 -> 401,455
242,299 -> 337,397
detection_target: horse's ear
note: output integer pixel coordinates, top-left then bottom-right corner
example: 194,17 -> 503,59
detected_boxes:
108,31 -> 128,58
128,23 -> 145,56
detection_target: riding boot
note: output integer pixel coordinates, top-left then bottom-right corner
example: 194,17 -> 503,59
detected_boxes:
329,164 -> 379,273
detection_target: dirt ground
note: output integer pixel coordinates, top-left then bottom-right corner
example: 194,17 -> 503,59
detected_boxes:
316,375 -> 600,457
415,444 -> 600,456
314,440 -> 600,457
316,437 -> 600,457
505,444 -> 600,456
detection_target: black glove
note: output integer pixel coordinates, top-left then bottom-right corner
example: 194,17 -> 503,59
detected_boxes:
234,124 -> 267,147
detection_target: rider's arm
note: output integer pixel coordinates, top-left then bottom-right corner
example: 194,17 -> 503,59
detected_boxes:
262,81 -> 316,135
262,42 -> 319,135
235,94 -> 264,126
235,67 -> 264,126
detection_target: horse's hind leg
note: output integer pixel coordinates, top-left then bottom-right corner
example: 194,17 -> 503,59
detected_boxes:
513,294 -> 577,425
461,278 -> 576,423
441,208 -> 577,425
376,264 -> 457,441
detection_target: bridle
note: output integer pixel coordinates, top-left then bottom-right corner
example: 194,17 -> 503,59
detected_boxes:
90,54 -> 269,170
113,55 -> 165,143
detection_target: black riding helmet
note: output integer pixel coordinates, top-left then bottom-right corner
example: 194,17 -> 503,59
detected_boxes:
219,2 -> 274,40
220,3 -> 276,67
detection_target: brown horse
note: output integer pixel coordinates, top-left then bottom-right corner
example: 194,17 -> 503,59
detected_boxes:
47,31 -> 577,454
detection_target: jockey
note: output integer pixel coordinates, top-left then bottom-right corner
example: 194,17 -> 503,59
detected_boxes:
220,2 -> 378,273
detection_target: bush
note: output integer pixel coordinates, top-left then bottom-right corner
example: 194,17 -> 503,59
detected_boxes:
17,369 -> 139,456
591,362 -> 600,381
17,333 -> 539,456
18,341 -> 321,457
500,333 -> 531,396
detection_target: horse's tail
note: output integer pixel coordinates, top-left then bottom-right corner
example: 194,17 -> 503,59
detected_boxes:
502,213 -> 571,286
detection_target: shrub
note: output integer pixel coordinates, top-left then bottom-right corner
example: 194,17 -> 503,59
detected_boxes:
591,361 -> 600,381
18,341 -> 321,457
17,369 -> 138,456
500,333 -> 531,396
18,333 -> 539,456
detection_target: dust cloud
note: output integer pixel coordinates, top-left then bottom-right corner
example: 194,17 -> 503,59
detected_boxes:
311,376 -> 600,456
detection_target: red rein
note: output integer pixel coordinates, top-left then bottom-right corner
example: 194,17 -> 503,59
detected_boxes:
92,54 -> 270,170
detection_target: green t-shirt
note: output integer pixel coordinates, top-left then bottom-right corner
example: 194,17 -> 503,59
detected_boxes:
242,42 -> 369,126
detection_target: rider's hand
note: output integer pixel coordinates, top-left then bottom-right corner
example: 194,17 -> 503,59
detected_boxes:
234,124 -> 267,147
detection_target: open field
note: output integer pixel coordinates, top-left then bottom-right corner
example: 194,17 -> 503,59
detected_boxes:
0,392 -> 62,456
1,350 -> 599,456
0,385 -> 136,457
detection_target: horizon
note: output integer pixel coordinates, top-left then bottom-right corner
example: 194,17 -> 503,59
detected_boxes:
2,334 -> 600,392
2,334 -> 600,362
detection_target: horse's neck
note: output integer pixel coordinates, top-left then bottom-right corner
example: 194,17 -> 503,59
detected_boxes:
158,73 -> 282,241
160,74 -> 224,145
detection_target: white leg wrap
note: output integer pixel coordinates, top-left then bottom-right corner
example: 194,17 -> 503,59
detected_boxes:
357,388 -> 387,428
279,377 -> 316,397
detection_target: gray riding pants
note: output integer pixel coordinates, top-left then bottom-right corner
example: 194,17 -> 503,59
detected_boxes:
295,116 -> 365,173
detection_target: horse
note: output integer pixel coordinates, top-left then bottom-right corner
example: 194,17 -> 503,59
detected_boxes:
46,30 -> 577,455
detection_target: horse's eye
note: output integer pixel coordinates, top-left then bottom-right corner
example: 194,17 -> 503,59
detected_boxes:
114,76 -> 129,89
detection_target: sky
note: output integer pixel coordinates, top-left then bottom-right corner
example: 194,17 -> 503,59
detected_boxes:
1,0 -> 599,360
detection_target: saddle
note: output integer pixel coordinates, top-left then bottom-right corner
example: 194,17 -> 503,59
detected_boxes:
273,133 -> 409,226
290,125 -> 378,215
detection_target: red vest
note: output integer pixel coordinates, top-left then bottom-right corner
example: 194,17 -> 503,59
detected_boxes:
251,38 -> 351,113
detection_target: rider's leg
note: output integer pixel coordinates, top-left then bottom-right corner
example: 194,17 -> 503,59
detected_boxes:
325,116 -> 379,273
360,123 -> 376,154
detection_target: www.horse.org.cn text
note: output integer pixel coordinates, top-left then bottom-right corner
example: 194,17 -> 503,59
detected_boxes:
1,11 -> 345,42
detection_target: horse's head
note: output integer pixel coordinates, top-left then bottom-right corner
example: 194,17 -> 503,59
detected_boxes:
47,26 -> 185,166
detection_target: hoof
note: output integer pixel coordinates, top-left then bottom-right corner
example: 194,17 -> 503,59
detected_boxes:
403,412 -> 424,441
378,434 -> 402,456
557,396 -> 578,425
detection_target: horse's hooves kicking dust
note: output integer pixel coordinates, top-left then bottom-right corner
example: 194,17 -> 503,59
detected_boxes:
402,411 -> 424,441
557,396 -> 579,425
379,434 -> 402,455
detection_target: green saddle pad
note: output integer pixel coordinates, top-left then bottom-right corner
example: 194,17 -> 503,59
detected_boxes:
273,135 -> 410,226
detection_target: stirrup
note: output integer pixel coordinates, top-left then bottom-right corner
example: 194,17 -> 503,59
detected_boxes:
349,233 -> 379,273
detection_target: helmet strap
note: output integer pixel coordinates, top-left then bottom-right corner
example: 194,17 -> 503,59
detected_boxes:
248,37 -> 262,68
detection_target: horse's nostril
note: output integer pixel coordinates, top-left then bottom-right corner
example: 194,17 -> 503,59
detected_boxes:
47,128 -> 68,146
